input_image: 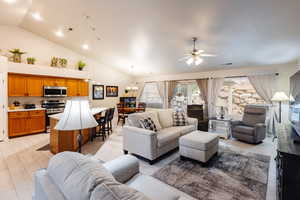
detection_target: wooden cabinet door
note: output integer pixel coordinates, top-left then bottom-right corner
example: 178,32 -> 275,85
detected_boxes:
43,77 -> 56,87
27,76 -> 43,96
55,78 -> 66,87
29,116 -> 46,133
8,112 -> 29,137
67,79 -> 79,96
8,74 -> 27,96
28,110 -> 46,133
78,80 -> 89,96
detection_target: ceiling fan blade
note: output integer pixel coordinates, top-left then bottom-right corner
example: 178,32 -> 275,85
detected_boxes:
201,53 -> 216,57
178,56 -> 191,61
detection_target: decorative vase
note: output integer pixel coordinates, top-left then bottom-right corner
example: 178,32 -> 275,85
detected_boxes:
12,53 -> 22,63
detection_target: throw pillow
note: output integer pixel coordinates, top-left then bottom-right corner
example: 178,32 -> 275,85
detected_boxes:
139,117 -> 157,132
173,111 -> 188,126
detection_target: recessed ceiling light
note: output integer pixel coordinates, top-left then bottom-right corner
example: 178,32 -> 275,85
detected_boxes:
55,30 -> 64,37
32,12 -> 43,21
3,0 -> 16,4
82,44 -> 89,50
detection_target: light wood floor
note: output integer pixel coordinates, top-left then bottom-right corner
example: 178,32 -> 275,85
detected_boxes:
0,128 -> 277,200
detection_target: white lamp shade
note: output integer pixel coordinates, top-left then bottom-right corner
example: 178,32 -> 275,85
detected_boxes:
271,92 -> 289,102
55,99 -> 98,131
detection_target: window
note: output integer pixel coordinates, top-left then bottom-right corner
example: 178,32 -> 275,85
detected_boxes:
172,81 -> 204,111
140,82 -> 163,108
216,77 -> 266,120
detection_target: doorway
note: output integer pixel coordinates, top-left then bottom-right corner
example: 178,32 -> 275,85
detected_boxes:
0,73 -> 5,141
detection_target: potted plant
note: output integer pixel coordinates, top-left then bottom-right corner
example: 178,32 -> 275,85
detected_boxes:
59,58 -> 68,67
77,60 -> 86,71
27,57 -> 36,65
9,49 -> 26,63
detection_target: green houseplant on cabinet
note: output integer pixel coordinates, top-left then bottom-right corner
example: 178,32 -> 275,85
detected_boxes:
77,60 -> 86,71
9,49 -> 26,63
27,57 -> 36,65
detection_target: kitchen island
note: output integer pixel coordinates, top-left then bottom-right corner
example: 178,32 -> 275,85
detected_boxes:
49,107 -> 107,154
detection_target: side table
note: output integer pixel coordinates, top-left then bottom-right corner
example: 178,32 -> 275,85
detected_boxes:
208,118 -> 232,139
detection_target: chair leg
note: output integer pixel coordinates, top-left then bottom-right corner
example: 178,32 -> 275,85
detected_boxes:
109,121 -> 112,134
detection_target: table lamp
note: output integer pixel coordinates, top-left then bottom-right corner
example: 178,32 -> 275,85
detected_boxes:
55,99 -> 98,153
271,91 -> 289,123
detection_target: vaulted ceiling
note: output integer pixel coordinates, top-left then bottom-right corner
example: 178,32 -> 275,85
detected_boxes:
1,0 -> 300,76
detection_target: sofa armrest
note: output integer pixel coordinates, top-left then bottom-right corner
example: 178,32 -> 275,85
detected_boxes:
254,123 -> 266,136
231,120 -> 242,127
187,117 -> 198,127
122,126 -> 158,160
103,155 -> 139,183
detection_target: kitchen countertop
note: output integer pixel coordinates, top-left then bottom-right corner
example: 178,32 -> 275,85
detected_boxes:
49,107 -> 108,120
7,108 -> 46,112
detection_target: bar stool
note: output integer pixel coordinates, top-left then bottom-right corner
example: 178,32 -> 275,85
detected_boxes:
95,109 -> 110,140
108,107 -> 115,134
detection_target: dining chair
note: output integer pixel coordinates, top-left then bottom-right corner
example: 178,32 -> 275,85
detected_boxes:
108,107 -> 115,134
117,103 -> 128,126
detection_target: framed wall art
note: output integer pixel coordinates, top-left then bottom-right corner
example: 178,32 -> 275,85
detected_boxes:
93,85 -> 104,100
106,86 -> 118,97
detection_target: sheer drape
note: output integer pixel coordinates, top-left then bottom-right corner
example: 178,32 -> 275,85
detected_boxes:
156,81 -> 167,108
208,78 -> 224,118
248,74 -> 277,135
167,81 -> 177,108
137,82 -> 145,101
196,79 -> 209,119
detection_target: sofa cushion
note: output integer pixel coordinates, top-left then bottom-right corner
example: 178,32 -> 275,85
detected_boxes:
157,127 -> 182,147
128,111 -> 162,130
233,125 -> 255,136
157,109 -> 174,128
47,151 -> 116,200
91,180 -> 149,200
179,131 -> 219,151
139,117 -> 158,132
173,111 -> 188,126
126,175 -> 181,200
179,125 -> 196,136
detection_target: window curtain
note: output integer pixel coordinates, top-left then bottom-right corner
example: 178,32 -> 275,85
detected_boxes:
208,78 -> 224,118
156,81 -> 167,108
167,81 -> 178,108
196,78 -> 209,119
248,74 -> 277,136
136,82 -> 145,101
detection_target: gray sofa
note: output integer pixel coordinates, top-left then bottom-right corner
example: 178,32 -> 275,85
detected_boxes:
231,105 -> 268,144
33,151 -> 195,200
122,109 -> 198,164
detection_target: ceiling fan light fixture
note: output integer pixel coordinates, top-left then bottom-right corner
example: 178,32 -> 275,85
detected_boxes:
186,57 -> 194,65
195,57 -> 203,65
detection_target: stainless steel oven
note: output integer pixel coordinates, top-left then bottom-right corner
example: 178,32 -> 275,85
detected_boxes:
44,86 -> 67,97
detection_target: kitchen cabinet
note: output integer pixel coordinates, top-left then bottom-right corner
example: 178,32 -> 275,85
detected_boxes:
8,74 -> 27,96
8,110 -> 46,138
27,76 -> 43,96
67,79 -> 79,96
67,79 -> 89,96
8,73 -> 88,97
44,77 -> 66,87
78,80 -> 89,96
8,74 -> 43,96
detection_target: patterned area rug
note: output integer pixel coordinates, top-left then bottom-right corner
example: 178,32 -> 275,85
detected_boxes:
153,147 -> 270,200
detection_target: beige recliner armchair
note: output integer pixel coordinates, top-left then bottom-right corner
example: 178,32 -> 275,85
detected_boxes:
231,105 -> 267,144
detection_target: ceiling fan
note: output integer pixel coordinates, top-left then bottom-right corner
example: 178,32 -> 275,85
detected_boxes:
180,37 -> 215,66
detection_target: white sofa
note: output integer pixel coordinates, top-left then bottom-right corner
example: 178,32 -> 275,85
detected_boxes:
33,152 -> 196,200
122,109 -> 198,164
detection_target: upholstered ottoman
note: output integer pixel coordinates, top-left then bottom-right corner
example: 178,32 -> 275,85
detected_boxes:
179,131 -> 219,163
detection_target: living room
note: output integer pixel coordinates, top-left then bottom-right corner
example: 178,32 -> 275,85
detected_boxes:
1,0 -> 300,200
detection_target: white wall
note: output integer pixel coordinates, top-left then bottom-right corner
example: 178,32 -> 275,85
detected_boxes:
136,63 -> 298,123
0,25 -> 134,108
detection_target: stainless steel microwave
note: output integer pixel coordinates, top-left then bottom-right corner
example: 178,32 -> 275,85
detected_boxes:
44,86 -> 67,97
